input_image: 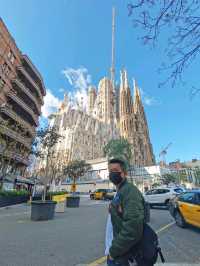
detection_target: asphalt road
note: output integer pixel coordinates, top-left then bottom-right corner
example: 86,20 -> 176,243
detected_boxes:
0,197 -> 200,266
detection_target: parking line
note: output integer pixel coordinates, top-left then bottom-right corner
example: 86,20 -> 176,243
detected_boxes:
156,221 -> 175,234
0,211 -> 29,218
87,256 -> 107,266
87,221 -> 175,266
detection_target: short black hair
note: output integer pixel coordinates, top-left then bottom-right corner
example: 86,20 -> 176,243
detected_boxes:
108,158 -> 127,172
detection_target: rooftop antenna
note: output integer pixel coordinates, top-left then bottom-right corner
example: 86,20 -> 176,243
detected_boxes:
111,7 -> 116,88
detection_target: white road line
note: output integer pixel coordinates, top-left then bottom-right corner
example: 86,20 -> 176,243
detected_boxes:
0,211 -> 30,218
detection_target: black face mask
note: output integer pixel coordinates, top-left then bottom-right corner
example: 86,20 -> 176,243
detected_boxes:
109,172 -> 123,185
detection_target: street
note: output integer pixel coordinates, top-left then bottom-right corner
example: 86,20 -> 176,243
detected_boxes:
0,197 -> 200,266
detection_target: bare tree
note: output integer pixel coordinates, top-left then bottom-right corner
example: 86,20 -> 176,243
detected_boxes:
34,126 -> 62,200
127,0 -> 200,90
63,160 -> 91,193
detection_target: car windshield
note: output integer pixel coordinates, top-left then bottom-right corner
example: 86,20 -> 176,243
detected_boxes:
174,188 -> 184,194
96,189 -> 107,192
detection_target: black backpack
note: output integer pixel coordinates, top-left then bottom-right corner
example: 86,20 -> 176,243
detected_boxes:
134,223 -> 165,265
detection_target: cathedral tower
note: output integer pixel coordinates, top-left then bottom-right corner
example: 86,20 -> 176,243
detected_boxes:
133,80 -> 155,166
95,77 -> 115,125
87,86 -> 96,115
119,70 -> 134,139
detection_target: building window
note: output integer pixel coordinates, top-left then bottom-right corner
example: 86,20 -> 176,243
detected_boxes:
8,50 -> 15,64
1,62 -> 11,76
0,77 -> 5,90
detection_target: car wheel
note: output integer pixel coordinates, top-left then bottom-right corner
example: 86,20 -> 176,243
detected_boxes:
175,211 -> 186,228
165,199 -> 170,209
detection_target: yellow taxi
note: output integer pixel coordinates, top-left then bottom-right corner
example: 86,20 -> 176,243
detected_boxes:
169,190 -> 200,228
90,189 -> 115,200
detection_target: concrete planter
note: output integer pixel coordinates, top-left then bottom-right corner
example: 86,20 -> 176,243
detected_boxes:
0,195 -> 29,208
55,200 -> 66,213
66,196 -> 80,208
31,200 -> 57,221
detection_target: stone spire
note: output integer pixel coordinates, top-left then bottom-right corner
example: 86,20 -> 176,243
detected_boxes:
133,79 -> 142,113
124,69 -> 129,89
88,86 -> 96,115
64,92 -> 68,105
120,70 -> 124,90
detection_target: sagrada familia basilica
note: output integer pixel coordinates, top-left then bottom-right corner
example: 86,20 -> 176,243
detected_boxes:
50,8 -> 155,168
52,69 -> 155,167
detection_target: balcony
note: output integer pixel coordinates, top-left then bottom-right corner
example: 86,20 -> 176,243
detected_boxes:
17,66 -> 44,104
22,55 -> 46,96
0,104 -> 36,137
0,123 -> 32,149
7,90 -> 39,126
12,79 -> 41,115
0,150 -> 29,166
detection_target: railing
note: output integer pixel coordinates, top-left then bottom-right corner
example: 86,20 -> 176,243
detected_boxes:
17,66 -> 44,104
0,104 -> 36,137
22,55 -> 46,96
0,149 -> 29,165
7,90 -> 39,126
12,79 -> 41,115
0,123 -> 32,149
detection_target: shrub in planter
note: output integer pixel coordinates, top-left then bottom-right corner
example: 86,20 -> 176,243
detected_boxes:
32,191 -> 68,201
63,160 -> 91,208
0,190 -> 29,197
0,190 -> 30,207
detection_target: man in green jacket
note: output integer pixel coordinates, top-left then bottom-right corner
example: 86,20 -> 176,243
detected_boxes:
107,158 -> 144,266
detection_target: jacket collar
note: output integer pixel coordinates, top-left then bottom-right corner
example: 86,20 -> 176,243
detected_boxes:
118,178 -> 127,191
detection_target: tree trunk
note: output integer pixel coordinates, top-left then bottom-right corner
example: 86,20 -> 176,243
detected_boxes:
43,155 -> 49,201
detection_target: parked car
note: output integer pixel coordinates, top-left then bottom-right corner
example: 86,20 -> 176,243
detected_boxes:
103,189 -> 116,200
169,190 -> 200,228
144,187 -> 184,208
90,189 -> 116,200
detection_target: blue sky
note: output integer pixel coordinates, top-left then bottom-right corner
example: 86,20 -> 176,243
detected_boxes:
1,0 -> 200,163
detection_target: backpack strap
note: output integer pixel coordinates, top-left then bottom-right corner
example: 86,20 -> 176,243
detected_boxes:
157,247 -> 165,263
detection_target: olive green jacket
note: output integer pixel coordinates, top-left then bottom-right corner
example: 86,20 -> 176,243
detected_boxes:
109,179 -> 144,259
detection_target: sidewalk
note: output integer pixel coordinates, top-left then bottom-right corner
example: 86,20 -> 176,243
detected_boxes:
77,263 -> 200,266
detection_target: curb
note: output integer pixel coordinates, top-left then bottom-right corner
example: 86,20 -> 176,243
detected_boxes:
75,262 -> 200,266
0,202 -> 28,210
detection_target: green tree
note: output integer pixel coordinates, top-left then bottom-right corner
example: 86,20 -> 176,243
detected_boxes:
103,138 -> 132,169
34,126 -> 62,200
63,160 -> 91,192
127,1 -> 200,93
178,171 -> 188,183
162,173 -> 177,185
194,167 -> 200,186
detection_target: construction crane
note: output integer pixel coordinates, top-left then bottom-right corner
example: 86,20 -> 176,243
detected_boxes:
159,142 -> 172,166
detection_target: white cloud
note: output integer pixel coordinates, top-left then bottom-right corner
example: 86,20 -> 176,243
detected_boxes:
41,89 -> 61,118
139,88 -> 161,106
59,88 -> 65,93
144,96 -> 159,106
62,67 -> 92,110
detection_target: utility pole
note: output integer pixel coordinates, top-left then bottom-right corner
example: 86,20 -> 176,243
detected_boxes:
111,7 -> 116,88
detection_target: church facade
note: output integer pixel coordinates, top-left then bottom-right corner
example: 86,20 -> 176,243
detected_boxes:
52,69 -> 155,167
